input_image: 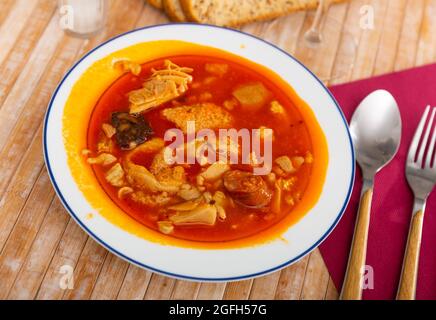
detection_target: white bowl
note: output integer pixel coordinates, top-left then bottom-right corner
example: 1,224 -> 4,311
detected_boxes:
43,24 -> 354,281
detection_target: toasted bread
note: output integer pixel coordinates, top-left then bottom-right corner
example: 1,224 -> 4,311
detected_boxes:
180,0 -> 346,27
147,0 -> 163,9
163,0 -> 187,22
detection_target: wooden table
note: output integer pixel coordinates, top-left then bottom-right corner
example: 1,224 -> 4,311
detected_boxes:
0,0 -> 434,300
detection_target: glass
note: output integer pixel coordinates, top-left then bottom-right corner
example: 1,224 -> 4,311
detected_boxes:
304,0 -> 328,46
58,0 -> 107,38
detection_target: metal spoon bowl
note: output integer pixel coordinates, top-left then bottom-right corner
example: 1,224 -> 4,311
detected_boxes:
350,90 -> 402,178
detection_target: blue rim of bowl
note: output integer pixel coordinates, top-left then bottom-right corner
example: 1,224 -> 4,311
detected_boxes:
43,23 -> 355,282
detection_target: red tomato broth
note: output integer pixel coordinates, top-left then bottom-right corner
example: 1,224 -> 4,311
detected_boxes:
88,55 -> 314,242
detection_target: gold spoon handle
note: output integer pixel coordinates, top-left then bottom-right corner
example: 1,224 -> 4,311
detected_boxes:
340,187 -> 373,300
396,208 -> 425,300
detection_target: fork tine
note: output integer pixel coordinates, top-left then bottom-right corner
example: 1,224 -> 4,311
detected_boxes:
417,107 -> 435,165
427,109 -> 436,169
409,106 -> 430,162
428,123 -> 436,169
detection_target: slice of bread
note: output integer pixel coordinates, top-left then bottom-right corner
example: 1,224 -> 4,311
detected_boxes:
180,0 -> 346,26
163,0 -> 187,22
147,0 -> 163,9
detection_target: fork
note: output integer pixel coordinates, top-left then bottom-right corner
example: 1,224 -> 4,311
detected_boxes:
397,105 -> 436,300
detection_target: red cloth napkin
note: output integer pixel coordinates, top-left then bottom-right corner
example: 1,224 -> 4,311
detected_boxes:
320,64 -> 436,300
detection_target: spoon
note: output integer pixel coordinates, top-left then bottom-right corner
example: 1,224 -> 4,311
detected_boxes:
340,90 -> 402,300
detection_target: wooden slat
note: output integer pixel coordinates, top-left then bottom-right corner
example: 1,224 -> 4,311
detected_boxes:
36,220 -> 88,300
300,250 -> 330,299
294,1 -> 348,81
0,33 -> 83,200
324,278 -> 339,300
274,256 -> 310,300
7,198 -> 70,299
258,12 -> 307,53
0,0 -> 16,29
144,274 -> 176,300
0,168 -> 55,299
222,280 -> 253,300
0,0 -> 40,66
372,0 -> 408,76
248,271 -> 281,300
0,40 -> 86,296
90,254 -> 130,300
135,0 -> 169,26
171,281 -> 201,300
394,0 -> 426,71
415,0 -> 436,66
0,15 -> 64,150
117,266 -> 152,300
196,283 -> 226,300
0,15 -> 65,201
329,0 -> 366,85
0,126 -> 45,251
0,0 -> 56,107
62,238 -> 108,300
349,0 -> 389,81
0,29 -> 85,282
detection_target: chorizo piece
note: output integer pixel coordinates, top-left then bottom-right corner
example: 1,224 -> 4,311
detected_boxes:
223,170 -> 272,208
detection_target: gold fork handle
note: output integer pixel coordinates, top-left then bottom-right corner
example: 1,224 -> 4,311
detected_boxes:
396,210 -> 425,300
340,187 -> 373,300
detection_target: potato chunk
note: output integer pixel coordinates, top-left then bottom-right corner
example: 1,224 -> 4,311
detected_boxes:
205,63 -> 228,77
232,82 -> 270,110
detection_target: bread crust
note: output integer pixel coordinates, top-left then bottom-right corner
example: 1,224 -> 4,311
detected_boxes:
180,0 -> 200,22
147,0 -> 163,10
180,0 -> 348,27
163,0 -> 187,22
